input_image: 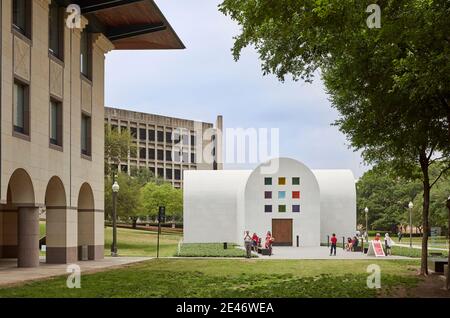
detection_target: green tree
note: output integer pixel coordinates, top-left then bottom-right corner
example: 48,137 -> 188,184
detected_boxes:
219,0 -> 450,275
104,125 -> 136,176
105,173 -> 144,228
140,182 -> 183,222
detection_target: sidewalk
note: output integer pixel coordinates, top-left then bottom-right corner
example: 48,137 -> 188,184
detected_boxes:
0,256 -> 151,287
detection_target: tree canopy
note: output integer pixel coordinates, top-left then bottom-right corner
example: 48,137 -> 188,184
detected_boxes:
220,0 -> 450,275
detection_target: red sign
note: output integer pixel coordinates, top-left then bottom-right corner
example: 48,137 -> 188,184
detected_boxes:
367,240 -> 386,257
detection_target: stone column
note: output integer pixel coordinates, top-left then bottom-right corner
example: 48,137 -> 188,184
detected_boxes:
18,207 -> 40,268
46,207 -> 78,264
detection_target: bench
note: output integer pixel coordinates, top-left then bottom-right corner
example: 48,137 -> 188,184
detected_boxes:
428,258 -> 448,273
257,247 -> 271,255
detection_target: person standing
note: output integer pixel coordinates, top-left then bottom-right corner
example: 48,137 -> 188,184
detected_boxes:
397,230 -> 403,242
244,231 -> 252,258
330,233 -> 337,256
385,233 -> 393,256
265,231 -> 274,256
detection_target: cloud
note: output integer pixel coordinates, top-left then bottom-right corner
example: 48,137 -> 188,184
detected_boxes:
105,0 -> 367,178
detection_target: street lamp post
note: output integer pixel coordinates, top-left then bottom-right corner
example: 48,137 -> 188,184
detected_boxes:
111,176 -> 120,257
408,201 -> 414,248
364,207 -> 369,240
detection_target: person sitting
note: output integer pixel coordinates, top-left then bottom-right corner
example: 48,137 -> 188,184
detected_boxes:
345,237 -> 353,251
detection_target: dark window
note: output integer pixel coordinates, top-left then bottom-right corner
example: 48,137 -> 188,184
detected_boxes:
174,169 -> 181,180
81,114 -> 91,156
191,153 -> 196,164
111,125 -> 118,131
292,205 -> 300,213
50,99 -> 62,146
264,177 -> 272,185
264,191 -> 272,199
139,148 -> 146,160
157,131 -> 164,143
166,131 -> 172,143
49,2 -> 63,59
191,134 -> 196,146
80,31 -> 92,78
157,149 -> 164,161
13,80 -> 29,135
130,127 -> 137,139
264,205 -> 272,213
166,150 -> 172,162
120,126 -> 127,133
139,128 -> 146,141
13,0 -> 31,37
292,177 -> 300,185
120,165 -> 128,173
148,130 -> 155,142
148,148 -> 155,160
166,168 -> 173,180
157,168 -> 164,178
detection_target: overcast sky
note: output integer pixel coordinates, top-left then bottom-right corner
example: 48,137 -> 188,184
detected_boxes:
105,0 -> 367,178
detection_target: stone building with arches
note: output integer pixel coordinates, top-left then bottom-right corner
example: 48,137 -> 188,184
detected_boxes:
0,0 -> 183,268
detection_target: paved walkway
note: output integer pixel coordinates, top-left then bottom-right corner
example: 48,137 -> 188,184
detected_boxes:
253,246 -> 412,260
0,256 -> 151,287
394,242 -> 447,251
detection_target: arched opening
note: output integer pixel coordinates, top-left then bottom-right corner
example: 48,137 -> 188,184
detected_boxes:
77,183 -> 96,260
1,169 -> 39,268
45,176 -> 74,263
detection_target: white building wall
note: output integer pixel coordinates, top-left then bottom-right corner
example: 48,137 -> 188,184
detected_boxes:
313,170 -> 357,243
183,170 -> 251,243
244,158 -> 321,247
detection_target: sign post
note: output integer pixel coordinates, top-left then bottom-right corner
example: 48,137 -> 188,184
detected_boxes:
157,206 -> 165,258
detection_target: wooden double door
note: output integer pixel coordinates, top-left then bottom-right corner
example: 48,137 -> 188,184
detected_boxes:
271,219 -> 293,246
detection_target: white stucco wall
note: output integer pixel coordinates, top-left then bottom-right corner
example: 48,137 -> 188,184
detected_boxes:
313,170 -> 357,243
183,170 -> 251,243
245,158 -> 321,247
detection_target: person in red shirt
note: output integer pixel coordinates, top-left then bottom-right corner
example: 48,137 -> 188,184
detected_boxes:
330,233 -> 337,256
251,233 -> 259,249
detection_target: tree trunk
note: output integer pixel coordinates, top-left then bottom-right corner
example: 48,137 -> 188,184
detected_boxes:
419,152 -> 431,276
132,218 -> 137,229
446,198 -> 450,290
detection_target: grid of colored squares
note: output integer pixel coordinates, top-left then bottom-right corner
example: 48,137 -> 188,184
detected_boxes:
264,177 -> 300,185
264,191 -> 300,199
265,205 -> 300,213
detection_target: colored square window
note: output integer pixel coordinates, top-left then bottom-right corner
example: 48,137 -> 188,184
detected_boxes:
278,205 -> 286,213
264,205 -> 272,213
278,191 -> 286,199
292,177 -> 300,185
292,205 -> 300,213
292,191 -> 300,199
264,191 -> 272,199
278,177 -> 286,185
264,177 -> 272,185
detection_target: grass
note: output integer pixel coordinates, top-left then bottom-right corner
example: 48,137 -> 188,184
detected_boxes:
104,226 -> 182,257
0,259 -> 420,298
38,222 -> 182,258
177,243 -> 257,258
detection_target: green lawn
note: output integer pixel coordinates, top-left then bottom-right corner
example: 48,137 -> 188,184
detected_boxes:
177,243 -> 257,257
0,259 -> 420,298
104,226 -> 182,257
39,222 -> 182,258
